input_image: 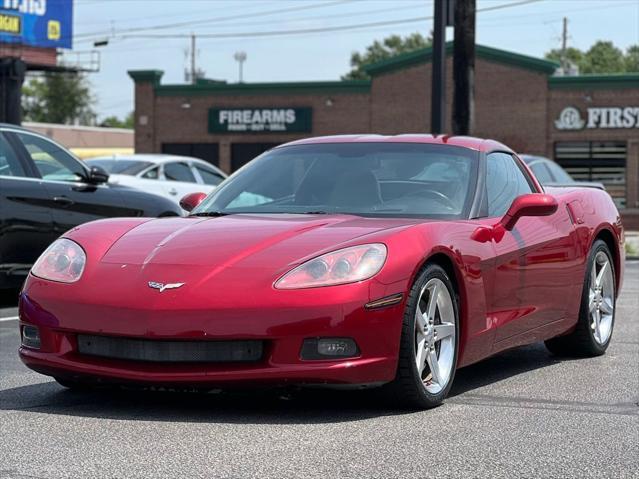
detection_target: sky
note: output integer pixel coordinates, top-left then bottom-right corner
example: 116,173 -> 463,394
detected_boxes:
62,0 -> 639,121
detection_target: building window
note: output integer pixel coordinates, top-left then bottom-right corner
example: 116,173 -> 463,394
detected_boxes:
554,141 -> 626,208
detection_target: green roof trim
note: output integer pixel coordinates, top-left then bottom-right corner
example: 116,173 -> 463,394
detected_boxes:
549,74 -> 639,90
128,70 -> 164,85
154,80 -> 371,97
363,42 -> 559,76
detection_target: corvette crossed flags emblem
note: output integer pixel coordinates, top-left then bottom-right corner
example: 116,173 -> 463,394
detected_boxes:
148,281 -> 185,293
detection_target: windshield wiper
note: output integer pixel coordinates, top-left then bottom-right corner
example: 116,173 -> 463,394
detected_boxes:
189,211 -> 228,217
302,210 -> 329,215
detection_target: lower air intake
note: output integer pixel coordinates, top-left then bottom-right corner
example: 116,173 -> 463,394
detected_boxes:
77,335 -> 263,363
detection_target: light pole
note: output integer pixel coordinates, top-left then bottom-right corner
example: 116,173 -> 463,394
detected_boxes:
234,51 -> 247,83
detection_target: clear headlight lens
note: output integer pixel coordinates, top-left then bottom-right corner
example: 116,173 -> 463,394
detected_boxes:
31,238 -> 86,283
275,243 -> 387,289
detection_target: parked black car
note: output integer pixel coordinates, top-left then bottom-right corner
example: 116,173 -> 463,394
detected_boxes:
0,124 -> 182,289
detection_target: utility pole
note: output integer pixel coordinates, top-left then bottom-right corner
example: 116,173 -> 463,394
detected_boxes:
560,17 -> 568,74
190,33 -> 196,84
452,0 -> 476,135
431,0 -> 454,135
0,59 -> 26,125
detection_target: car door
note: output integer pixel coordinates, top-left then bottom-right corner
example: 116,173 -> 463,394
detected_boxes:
482,152 -> 579,345
160,161 -> 203,200
0,131 -> 57,283
10,131 -> 134,235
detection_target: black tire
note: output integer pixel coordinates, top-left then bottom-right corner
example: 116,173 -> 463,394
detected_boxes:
545,239 -> 616,357
384,263 -> 460,409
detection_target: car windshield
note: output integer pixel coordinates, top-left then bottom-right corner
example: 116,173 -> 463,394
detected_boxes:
194,143 -> 478,219
86,159 -> 153,175
546,161 -> 574,183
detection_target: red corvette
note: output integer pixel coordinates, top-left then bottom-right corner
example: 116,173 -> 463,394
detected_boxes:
18,135 -> 624,408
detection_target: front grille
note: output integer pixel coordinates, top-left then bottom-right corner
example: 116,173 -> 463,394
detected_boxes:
77,334 -> 263,363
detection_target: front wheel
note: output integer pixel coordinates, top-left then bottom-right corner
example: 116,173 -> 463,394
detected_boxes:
385,263 -> 459,409
545,239 -> 616,357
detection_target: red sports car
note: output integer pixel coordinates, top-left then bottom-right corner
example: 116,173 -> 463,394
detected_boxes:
18,135 -> 624,408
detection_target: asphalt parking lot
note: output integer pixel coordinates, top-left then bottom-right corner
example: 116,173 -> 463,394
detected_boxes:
0,263 -> 637,479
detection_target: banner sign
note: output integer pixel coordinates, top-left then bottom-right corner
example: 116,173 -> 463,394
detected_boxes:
555,106 -> 639,130
209,107 -> 312,133
0,0 -> 73,49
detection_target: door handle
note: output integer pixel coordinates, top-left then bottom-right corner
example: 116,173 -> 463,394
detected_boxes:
53,196 -> 75,207
168,188 -> 178,195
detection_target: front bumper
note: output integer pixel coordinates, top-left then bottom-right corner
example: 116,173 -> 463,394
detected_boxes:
18,277 -> 405,387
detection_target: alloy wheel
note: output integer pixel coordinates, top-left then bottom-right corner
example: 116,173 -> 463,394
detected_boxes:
589,251 -> 615,345
414,278 -> 456,394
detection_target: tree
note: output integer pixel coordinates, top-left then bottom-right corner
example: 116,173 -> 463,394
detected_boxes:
100,112 -> 134,129
545,41 -> 638,74
625,45 -> 639,72
544,47 -> 584,71
581,41 -> 626,74
22,72 -> 95,124
342,33 -> 432,80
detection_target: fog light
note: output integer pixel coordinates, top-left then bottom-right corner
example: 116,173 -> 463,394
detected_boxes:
22,325 -> 41,349
301,338 -> 359,360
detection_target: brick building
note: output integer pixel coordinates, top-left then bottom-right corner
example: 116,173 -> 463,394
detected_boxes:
129,43 -> 639,227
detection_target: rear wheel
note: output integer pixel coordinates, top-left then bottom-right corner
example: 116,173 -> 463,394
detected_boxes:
545,239 -> 615,357
386,263 -> 459,409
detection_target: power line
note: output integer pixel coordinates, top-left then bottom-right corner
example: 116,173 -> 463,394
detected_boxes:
73,0 -> 355,40
117,0 -> 545,40
75,2 -> 428,46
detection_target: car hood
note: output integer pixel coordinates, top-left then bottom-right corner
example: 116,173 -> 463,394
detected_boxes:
100,214 -> 421,269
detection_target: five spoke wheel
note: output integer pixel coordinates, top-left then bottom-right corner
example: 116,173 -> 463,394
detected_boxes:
414,278 -> 456,394
589,251 -> 615,345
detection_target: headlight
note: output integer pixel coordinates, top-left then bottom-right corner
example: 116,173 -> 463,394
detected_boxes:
275,243 -> 387,289
31,238 -> 86,283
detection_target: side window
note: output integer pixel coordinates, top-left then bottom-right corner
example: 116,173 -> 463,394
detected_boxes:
486,152 -> 534,217
0,134 -> 26,177
141,167 -> 159,180
529,162 -> 553,185
164,162 -> 196,182
195,165 -> 225,186
16,133 -> 84,182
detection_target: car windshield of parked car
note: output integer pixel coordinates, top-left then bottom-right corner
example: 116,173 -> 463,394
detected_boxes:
194,143 -> 478,218
87,159 -> 153,175
546,161 -> 574,183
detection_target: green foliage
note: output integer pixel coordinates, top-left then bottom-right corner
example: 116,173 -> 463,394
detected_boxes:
581,41 -> 625,74
545,41 -> 639,74
342,33 -> 432,80
99,112 -> 134,129
545,47 -> 584,69
22,73 -> 95,124
625,45 -> 639,73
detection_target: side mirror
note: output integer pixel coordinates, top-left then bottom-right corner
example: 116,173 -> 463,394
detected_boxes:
500,193 -> 558,230
180,192 -> 207,212
86,165 -> 109,184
